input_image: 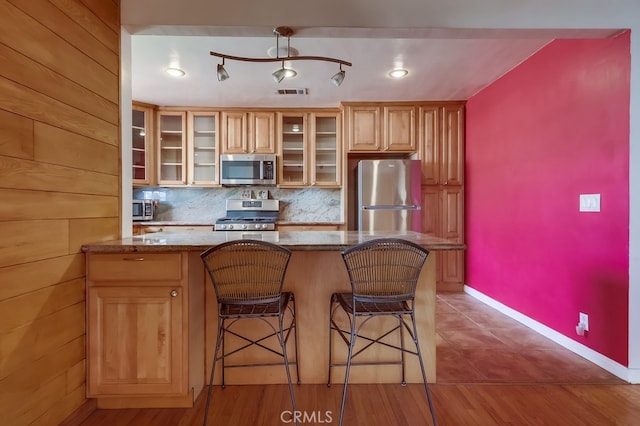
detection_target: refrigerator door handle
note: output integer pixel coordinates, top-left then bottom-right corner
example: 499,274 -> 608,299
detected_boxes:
361,205 -> 422,210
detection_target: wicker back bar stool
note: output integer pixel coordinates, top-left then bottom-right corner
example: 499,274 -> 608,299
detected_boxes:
201,239 -> 299,426
327,238 -> 437,426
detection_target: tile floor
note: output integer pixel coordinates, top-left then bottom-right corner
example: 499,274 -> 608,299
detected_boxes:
435,292 -> 625,384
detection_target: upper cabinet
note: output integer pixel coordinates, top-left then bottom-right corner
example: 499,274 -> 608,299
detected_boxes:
157,111 -> 187,185
157,110 -> 220,186
132,102 -> 154,186
279,113 -> 307,186
419,103 -> 464,185
278,110 -> 341,188
187,111 -> 220,186
311,112 -> 341,186
221,111 -> 276,154
344,103 -> 416,153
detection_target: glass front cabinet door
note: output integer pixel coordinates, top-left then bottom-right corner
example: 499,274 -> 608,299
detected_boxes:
278,113 -> 307,186
157,112 -> 186,185
188,112 -> 219,185
132,104 -> 153,185
311,112 -> 340,186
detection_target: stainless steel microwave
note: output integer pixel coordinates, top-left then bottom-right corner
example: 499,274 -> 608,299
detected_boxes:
132,199 -> 155,221
220,154 -> 276,186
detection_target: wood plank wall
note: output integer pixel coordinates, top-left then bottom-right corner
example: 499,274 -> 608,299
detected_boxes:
0,0 -> 120,423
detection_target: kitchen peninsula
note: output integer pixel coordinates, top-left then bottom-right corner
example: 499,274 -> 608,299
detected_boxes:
82,231 -> 464,408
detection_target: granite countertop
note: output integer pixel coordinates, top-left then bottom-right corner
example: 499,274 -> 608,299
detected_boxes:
82,230 -> 466,253
133,221 -> 345,227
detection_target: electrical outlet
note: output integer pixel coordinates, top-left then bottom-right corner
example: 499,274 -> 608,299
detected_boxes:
579,194 -> 601,212
579,312 -> 589,332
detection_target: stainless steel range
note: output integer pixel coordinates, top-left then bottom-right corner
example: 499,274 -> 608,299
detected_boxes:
214,199 -> 279,231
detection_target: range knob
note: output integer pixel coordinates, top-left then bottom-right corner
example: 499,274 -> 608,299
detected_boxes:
227,224 -> 233,230
261,224 -> 268,229
241,224 -> 248,230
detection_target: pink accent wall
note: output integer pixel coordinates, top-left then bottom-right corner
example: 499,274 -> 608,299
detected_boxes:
465,32 -> 630,365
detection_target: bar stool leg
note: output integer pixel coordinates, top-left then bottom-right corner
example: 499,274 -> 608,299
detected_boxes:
327,295 -> 337,386
410,313 -> 437,426
291,295 -> 301,385
279,314 -> 299,426
203,319 -> 225,426
338,315 -> 356,426
399,315 -> 407,386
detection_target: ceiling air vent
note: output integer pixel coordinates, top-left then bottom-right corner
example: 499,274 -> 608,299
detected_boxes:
276,88 -> 308,95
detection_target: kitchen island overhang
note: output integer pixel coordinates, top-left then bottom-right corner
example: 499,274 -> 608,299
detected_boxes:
82,231 -> 464,408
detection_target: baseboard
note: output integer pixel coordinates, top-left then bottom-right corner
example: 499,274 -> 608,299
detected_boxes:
59,398 -> 96,426
464,285 -> 633,383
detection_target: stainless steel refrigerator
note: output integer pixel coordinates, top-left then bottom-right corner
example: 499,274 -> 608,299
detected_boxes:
357,159 -> 422,232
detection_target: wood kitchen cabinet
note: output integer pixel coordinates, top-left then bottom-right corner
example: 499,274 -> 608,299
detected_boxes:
421,186 -> 465,291
419,103 -> 464,185
157,111 -> 187,185
419,101 -> 465,291
132,102 -> 155,186
86,252 -> 205,408
156,110 -> 220,186
221,111 -> 276,154
344,103 -> 416,153
187,111 -> 219,185
278,110 -> 341,187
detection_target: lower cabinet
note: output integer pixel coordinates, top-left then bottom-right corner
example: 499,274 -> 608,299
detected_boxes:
86,252 -> 205,408
422,186 -> 464,291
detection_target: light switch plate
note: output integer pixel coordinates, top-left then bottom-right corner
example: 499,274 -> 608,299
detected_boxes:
579,194 -> 600,212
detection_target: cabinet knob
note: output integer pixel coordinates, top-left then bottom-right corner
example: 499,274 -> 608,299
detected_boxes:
170,290 -> 178,297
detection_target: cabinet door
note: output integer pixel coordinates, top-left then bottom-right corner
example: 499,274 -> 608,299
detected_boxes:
132,104 -> 153,186
347,106 -> 380,151
279,113 -> 307,186
188,112 -> 219,185
249,112 -> 276,153
311,112 -> 341,186
87,286 -> 184,396
383,105 -> 416,152
419,106 -> 440,185
441,105 -> 464,186
221,111 -> 247,153
440,186 -> 464,286
157,112 -> 186,185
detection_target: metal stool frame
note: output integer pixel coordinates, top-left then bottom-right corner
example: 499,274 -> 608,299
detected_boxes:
201,240 -> 300,426
327,238 -> 437,425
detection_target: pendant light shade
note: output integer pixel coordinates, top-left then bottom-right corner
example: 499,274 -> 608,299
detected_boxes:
331,67 -> 345,87
217,60 -> 229,82
272,67 -> 287,83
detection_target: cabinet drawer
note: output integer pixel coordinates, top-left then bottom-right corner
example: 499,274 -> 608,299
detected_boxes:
88,253 -> 182,281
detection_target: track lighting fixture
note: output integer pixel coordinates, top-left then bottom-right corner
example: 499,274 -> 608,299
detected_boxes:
210,26 -> 351,85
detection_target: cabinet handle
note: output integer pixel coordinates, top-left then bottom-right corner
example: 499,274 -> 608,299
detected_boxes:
170,290 -> 178,297
123,257 -> 145,261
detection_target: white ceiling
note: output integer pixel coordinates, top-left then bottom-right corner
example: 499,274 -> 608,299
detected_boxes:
125,0 -> 628,108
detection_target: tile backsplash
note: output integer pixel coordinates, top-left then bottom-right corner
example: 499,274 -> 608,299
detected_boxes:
133,187 -> 342,224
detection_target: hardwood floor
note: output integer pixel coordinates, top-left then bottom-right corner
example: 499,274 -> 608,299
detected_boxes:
77,293 -> 640,425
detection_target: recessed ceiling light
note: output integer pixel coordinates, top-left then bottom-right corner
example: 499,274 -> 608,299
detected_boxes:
389,68 -> 409,79
166,67 -> 185,77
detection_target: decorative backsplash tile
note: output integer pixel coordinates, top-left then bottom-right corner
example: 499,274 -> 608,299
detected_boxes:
133,187 -> 341,224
